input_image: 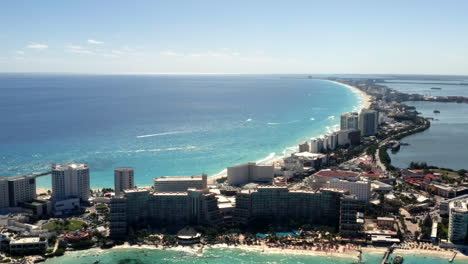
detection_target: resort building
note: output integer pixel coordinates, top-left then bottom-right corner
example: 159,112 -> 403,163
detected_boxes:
336,129 -> 361,146
51,163 -> 90,202
283,152 -> 327,175
340,112 -> 359,130
154,174 -> 207,192
109,188 -> 222,238
114,167 -> 135,196
0,178 -> 10,208
308,169 -> 360,189
329,179 -> 371,202
227,163 -> 273,185
0,175 -> 36,208
447,198 -> 468,244
358,109 -> 379,136
310,138 -> 324,153
9,237 -> 47,255
339,195 -> 365,237
298,141 -> 310,152
234,186 -> 351,229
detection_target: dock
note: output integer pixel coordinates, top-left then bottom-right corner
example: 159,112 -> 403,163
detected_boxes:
380,247 -> 394,264
449,251 -> 457,262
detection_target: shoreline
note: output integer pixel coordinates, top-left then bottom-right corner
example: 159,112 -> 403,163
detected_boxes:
31,78 -> 370,189
46,243 -> 468,262
208,79 -> 371,184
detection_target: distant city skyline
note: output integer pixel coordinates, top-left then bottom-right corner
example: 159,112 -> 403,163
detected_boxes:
1,0 -> 468,75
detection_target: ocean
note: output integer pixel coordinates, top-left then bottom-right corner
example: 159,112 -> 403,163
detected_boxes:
42,247 -> 466,264
0,74 -> 362,188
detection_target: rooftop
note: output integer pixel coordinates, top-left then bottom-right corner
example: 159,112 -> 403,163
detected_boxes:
315,169 -> 359,178
154,175 -> 205,182
52,163 -> 88,170
10,237 -> 42,244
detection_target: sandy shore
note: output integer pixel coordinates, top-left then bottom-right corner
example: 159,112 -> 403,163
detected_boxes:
327,80 -> 372,109
207,79 -> 373,185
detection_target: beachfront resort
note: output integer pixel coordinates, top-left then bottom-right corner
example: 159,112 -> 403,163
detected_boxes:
1,78 -> 468,264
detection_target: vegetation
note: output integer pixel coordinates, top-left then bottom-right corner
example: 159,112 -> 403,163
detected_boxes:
101,188 -> 114,193
70,239 -> 94,249
379,145 -> 396,171
43,219 -> 86,232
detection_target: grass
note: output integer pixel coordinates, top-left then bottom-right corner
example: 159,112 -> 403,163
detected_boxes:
43,220 -> 86,232
431,169 -> 460,179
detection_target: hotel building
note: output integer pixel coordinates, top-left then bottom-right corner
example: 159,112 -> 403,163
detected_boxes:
154,174 -> 207,192
358,109 -> 379,136
51,163 -> 90,202
110,188 -> 222,238
227,163 -> 273,185
340,112 -> 359,130
447,197 -> 468,244
114,167 -> 134,196
0,175 -> 36,208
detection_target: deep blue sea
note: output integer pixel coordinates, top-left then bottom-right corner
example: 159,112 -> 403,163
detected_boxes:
0,74 -> 362,188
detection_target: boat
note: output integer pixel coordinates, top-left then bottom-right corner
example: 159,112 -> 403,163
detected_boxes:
392,255 -> 404,264
431,87 -> 442,90
433,110 -> 440,114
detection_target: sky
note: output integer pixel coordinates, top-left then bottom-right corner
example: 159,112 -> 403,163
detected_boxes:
1,0 -> 468,75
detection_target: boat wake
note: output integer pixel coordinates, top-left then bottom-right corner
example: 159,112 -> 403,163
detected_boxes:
136,131 -> 186,138
114,146 -> 197,153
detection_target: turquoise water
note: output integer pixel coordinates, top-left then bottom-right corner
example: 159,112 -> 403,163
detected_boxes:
43,248 -> 465,264
389,101 -> 468,170
0,74 -> 362,188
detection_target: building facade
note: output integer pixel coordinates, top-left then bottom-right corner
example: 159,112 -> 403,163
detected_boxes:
448,198 -> 468,244
51,163 -> 90,202
358,109 -> 379,136
114,167 -> 134,196
110,188 -> 222,238
0,175 -> 36,208
227,163 -> 273,185
0,178 -> 10,208
234,187 -> 348,229
340,112 -> 359,130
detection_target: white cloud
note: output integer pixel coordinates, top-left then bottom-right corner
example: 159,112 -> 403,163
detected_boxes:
160,51 -> 182,56
26,43 -> 48,50
16,51 -> 25,55
88,39 -> 104,44
65,45 -> 94,54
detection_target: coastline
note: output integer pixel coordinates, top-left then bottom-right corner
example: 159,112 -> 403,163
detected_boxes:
207,79 -> 371,184
46,243 -> 468,263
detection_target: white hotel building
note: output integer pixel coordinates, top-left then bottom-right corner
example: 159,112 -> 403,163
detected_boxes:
51,163 -> 90,202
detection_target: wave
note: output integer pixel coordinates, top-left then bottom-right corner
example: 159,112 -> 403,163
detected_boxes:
309,117 -> 315,121
327,115 -> 335,120
136,131 -> 185,138
245,118 -> 253,122
212,168 -> 228,178
114,146 -> 196,153
267,120 -> 299,125
256,152 -> 276,164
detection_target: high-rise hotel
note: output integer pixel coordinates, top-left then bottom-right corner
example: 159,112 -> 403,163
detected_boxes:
51,163 -> 90,202
114,167 -> 135,196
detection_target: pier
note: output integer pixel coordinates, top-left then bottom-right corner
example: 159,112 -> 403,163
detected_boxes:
380,247 -> 394,264
449,251 -> 457,262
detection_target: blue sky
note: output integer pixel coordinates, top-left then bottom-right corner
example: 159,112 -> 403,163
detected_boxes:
1,0 -> 467,74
